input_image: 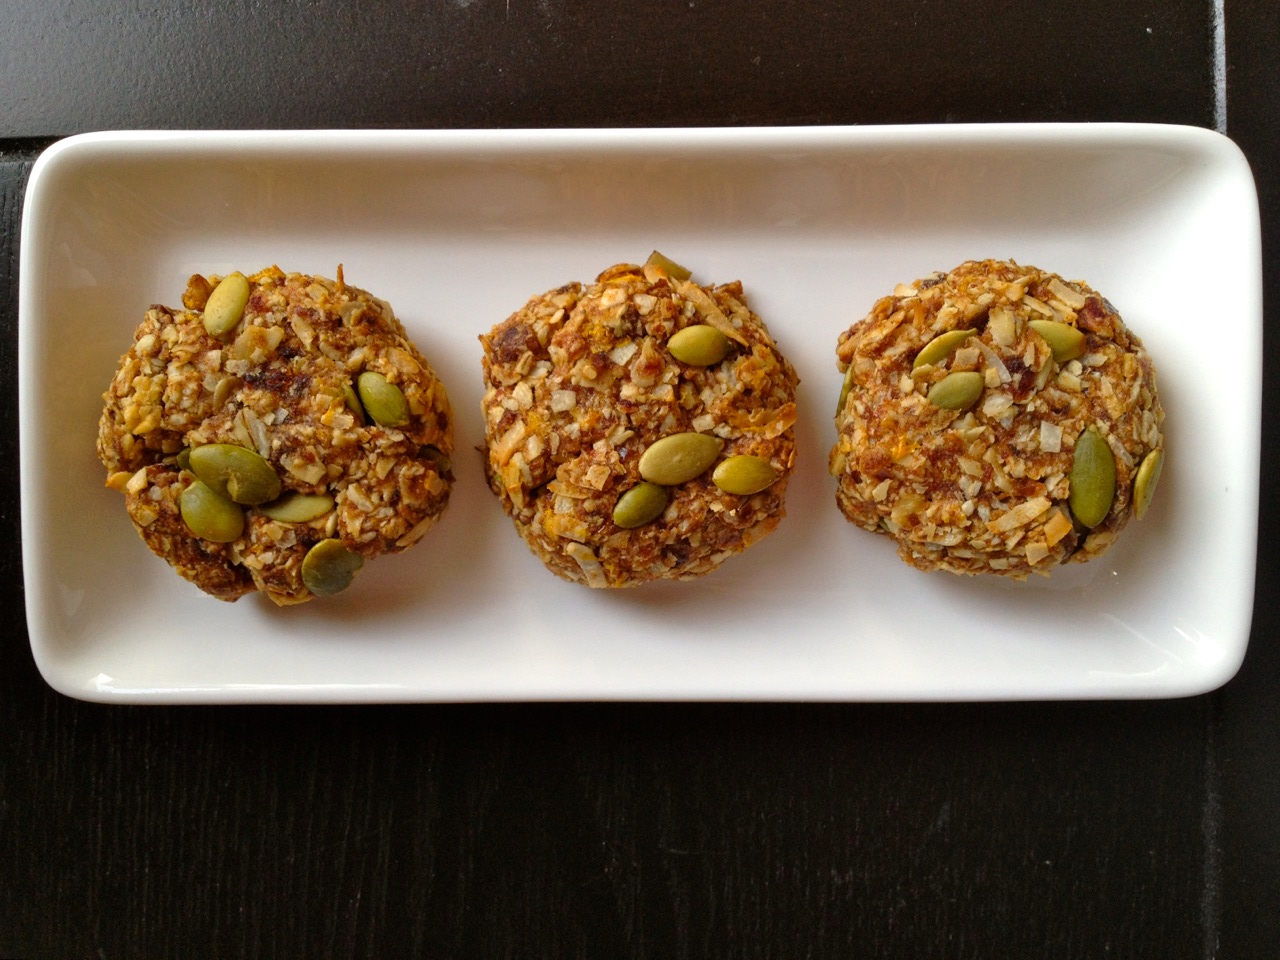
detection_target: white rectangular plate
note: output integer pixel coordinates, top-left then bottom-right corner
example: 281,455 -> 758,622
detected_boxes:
19,125 -> 1261,703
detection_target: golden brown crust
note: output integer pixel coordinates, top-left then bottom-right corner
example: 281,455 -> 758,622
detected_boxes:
98,267 -> 454,603
829,259 -> 1164,578
480,261 -> 799,588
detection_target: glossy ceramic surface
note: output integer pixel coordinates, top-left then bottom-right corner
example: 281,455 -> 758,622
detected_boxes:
18,125 -> 1261,702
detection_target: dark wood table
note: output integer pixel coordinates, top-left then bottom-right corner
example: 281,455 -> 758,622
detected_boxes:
2,2 -> 1277,956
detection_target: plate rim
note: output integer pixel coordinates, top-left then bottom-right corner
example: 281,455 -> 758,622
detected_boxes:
18,122 -> 1262,704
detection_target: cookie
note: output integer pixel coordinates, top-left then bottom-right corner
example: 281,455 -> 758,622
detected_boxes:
829,259 -> 1164,578
480,254 -> 798,588
98,266 -> 454,603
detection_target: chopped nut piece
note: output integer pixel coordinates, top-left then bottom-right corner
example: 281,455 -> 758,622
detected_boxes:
1046,277 -> 1088,310
986,497 -> 1052,534
1039,421 -> 1064,453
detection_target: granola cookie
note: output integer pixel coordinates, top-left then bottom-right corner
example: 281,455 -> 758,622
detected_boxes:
98,267 -> 454,603
480,255 -> 799,588
829,259 -> 1164,578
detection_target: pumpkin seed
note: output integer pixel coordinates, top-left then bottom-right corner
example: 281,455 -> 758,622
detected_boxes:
926,371 -> 984,410
342,381 -> 366,424
179,480 -> 245,542
1028,319 -> 1086,363
258,492 -> 334,523
836,363 -> 857,418
712,455 -> 777,495
638,432 -> 723,485
422,444 -> 452,475
1133,449 -> 1164,520
913,329 -> 975,369
356,371 -> 409,428
667,324 -> 731,366
301,539 -> 364,596
1069,426 -> 1116,528
202,272 -> 250,338
189,443 -> 282,505
612,482 -> 669,529
644,250 -> 692,282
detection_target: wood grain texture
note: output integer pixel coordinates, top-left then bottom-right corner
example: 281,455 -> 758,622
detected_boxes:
0,0 -> 1215,135
1213,0 -> 1280,957
1,692 -> 1215,958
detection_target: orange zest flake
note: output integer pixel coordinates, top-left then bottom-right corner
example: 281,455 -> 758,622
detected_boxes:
891,436 -> 915,462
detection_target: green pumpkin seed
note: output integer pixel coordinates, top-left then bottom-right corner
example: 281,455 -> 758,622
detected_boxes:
175,448 -> 191,471
189,443 -> 282,505
179,480 -> 245,542
712,455 -> 778,495
422,444 -> 452,475
1069,426 -> 1116,528
667,324 -> 731,366
301,539 -> 364,596
836,364 -> 857,418
1133,449 -> 1164,520
612,482 -> 669,529
356,371 -> 410,428
202,272 -> 250,338
638,432 -> 724,485
342,381 -> 366,424
258,492 -> 334,523
644,250 -> 692,282
1028,319 -> 1086,363
926,371 -> 984,410
913,328 -> 976,369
